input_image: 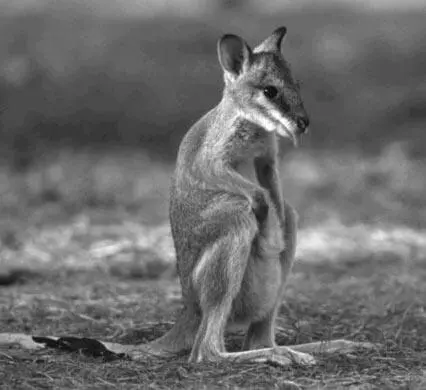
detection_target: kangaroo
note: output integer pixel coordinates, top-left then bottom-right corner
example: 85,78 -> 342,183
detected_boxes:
131,27 -> 373,366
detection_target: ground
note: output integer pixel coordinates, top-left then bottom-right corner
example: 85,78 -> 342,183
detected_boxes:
0,205 -> 425,389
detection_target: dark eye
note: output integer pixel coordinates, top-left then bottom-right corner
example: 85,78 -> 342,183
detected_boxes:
263,86 -> 278,99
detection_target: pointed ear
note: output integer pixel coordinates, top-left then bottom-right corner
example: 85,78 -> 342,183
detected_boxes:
217,34 -> 252,80
254,26 -> 287,53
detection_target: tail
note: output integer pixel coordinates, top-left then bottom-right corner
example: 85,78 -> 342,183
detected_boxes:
140,306 -> 200,357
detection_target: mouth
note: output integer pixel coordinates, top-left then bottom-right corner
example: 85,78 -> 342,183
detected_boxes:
267,110 -> 300,147
276,123 -> 299,147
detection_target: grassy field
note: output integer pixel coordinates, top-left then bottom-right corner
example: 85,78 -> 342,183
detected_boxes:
1,220 -> 425,389
1,148 -> 426,388
1,3 -> 426,389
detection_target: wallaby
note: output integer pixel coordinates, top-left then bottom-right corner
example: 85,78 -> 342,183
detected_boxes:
131,27 -> 373,366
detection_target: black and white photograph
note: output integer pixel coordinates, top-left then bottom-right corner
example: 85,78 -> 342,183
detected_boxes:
0,0 -> 425,388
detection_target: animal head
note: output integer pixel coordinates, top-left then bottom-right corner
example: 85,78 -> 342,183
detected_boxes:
217,27 -> 309,146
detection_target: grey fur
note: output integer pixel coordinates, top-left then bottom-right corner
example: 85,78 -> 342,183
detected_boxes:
129,28 -> 376,367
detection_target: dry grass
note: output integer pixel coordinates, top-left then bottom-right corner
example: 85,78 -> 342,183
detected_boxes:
1,203 -> 426,389
0,138 -> 425,389
1,246 -> 425,389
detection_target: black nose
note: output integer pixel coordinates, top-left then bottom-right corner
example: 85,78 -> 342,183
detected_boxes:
296,116 -> 310,133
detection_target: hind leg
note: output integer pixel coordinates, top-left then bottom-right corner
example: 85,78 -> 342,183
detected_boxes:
131,199 -> 258,361
189,208 -> 257,362
189,226 -> 314,365
242,310 -> 276,350
242,202 -> 375,358
185,197 -> 314,366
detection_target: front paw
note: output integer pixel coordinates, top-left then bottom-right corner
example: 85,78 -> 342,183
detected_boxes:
252,191 -> 269,224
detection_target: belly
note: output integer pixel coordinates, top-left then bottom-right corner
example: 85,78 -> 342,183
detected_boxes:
229,157 -> 286,325
229,246 -> 283,325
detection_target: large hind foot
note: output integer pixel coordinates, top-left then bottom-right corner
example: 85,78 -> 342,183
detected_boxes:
255,352 -> 315,367
288,339 -> 378,355
268,346 -> 316,366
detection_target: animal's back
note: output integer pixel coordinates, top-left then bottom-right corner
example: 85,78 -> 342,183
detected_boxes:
169,107 -> 225,298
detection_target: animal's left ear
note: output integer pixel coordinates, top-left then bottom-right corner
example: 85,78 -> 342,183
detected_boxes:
254,26 -> 287,54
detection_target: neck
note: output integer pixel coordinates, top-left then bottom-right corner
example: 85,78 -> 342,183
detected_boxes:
200,95 -> 239,154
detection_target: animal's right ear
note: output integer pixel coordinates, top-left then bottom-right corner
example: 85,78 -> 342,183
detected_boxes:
217,34 -> 252,83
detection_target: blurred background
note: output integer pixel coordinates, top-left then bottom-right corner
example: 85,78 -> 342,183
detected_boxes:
0,0 -> 425,237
